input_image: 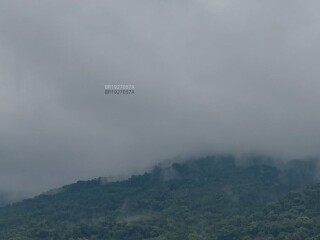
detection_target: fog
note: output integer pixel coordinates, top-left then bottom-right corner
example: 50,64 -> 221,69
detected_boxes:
0,0 -> 320,198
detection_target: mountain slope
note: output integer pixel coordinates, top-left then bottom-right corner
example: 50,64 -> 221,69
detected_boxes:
233,184 -> 320,240
0,156 -> 319,240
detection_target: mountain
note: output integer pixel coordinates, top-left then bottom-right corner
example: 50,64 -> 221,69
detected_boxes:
0,192 -> 11,207
0,155 -> 319,240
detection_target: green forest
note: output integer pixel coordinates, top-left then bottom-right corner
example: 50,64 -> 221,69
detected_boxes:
1,156 -> 320,240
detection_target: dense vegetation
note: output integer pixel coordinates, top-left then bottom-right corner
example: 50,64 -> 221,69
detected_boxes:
0,155 -> 320,239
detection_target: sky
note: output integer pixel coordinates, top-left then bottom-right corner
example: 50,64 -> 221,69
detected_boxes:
1,0 -> 320,199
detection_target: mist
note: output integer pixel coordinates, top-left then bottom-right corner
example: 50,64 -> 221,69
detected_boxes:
1,0 -> 320,198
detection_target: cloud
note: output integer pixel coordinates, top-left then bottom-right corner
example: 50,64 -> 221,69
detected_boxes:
0,0 -> 320,198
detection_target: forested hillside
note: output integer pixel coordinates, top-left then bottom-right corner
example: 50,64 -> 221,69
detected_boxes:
0,193 -> 9,207
0,156 -> 319,240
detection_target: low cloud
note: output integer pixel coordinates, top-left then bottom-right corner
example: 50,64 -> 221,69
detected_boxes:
0,0 -> 320,198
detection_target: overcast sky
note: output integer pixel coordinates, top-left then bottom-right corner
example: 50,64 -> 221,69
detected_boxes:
1,0 -> 320,199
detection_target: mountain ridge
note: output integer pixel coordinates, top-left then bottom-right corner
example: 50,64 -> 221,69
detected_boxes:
0,155 -> 320,239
